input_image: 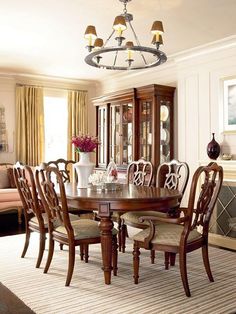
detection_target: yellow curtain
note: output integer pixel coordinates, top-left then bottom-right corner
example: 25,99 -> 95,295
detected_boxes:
16,86 -> 44,166
67,90 -> 88,162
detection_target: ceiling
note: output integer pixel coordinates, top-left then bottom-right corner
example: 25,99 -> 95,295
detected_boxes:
0,0 -> 236,81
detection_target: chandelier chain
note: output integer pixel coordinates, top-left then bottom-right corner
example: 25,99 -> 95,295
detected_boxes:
123,1 -> 127,15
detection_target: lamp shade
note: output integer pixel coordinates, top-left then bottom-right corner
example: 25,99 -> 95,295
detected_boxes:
94,38 -> 104,48
151,34 -> 163,45
125,41 -> 134,48
151,21 -> 164,35
113,15 -> 127,31
84,25 -> 97,39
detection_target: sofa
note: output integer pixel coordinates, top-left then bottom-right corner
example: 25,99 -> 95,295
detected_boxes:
0,163 -> 23,223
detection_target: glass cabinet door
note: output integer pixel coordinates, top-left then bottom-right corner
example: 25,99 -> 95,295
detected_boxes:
160,100 -> 171,163
97,106 -> 107,166
110,102 -> 133,166
139,100 -> 152,161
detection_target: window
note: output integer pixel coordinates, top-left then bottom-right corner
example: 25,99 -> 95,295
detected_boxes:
44,90 -> 68,161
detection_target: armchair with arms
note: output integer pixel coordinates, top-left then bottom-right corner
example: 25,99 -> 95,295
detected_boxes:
132,162 -> 223,297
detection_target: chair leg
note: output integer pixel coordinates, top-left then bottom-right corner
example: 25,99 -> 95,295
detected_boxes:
150,250 -> 155,264
121,223 -> 127,253
80,244 -> 84,261
44,237 -> 54,274
112,235 -> 118,276
21,228 -> 31,258
118,216 -> 122,252
202,245 -> 214,282
84,245 -> 89,263
36,232 -> 46,268
179,250 -> 191,297
164,252 -> 170,270
17,207 -> 23,224
65,243 -> 75,286
170,253 -> 176,266
133,242 -> 140,284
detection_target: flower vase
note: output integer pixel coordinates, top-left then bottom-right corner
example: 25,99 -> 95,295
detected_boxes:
74,152 -> 95,188
207,133 -> 221,160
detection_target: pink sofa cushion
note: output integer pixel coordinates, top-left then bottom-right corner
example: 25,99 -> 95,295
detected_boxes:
0,188 -> 21,202
0,201 -> 22,210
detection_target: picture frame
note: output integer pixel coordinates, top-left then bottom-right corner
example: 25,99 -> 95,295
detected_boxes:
223,78 -> 236,133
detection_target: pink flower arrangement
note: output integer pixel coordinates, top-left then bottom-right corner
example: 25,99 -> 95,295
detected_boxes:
72,134 -> 99,153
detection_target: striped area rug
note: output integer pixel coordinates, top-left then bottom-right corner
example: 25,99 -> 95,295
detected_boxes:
0,232 -> 236,314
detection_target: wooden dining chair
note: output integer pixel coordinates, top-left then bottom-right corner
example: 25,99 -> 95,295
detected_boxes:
44,158 -> 95,220
44,158 -> 75,183
132,162 -> 223,297
35,166 -> 118,286
13,164 -> 48,268
121,159 -> 189,255
113,158 -> 153,252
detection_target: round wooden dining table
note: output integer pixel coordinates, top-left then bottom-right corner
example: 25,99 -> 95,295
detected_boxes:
63,183 -> 182,285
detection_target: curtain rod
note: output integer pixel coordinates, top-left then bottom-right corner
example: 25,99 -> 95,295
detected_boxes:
16,83 -> 87,93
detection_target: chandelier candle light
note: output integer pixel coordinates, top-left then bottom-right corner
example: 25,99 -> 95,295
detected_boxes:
84,0 -> 167,70
72,135 -> 99,189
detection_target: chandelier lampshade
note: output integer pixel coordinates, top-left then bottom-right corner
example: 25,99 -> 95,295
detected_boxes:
84,0 -> 167,70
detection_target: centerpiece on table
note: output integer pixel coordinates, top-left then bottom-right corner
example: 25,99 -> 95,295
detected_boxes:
72,134 -> 99,188
88,159 -> 120,191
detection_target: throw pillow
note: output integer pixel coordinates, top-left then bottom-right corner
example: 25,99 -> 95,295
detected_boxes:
0,169 -> 11,189
7,168 -> 17,188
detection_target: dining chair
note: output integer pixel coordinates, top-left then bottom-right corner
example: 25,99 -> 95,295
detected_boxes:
121,159 -> 189,258
44,158 -> 75,183
112,158 -> 153,252
13,164 -> 48,268
132,162 -> 223,297
44,158 -> 95,220
35,166 -> 118,286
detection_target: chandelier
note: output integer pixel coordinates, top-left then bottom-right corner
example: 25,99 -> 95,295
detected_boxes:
84,0 -> 167,70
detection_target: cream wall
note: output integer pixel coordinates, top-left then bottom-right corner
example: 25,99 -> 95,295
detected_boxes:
0,75 -> 99,164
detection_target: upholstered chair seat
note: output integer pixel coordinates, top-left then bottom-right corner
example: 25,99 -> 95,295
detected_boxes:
55,219 -> 118,240
30,213 -> 79,228
133,224 -> 201,246
121,211 -> 166,227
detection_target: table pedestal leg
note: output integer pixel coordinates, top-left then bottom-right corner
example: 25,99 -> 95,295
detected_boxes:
99,217 -> 113,284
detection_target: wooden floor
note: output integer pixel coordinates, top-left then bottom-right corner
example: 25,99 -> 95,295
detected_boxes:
0,212 -> 25,237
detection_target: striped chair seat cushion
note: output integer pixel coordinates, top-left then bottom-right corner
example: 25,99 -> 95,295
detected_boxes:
55,219 -> 118,240
121,211 -> 167,226
30,213 -> 79,228
132,223 -> 201,246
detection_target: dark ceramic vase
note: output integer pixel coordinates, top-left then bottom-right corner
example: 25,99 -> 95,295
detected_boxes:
207,133 -> 220,160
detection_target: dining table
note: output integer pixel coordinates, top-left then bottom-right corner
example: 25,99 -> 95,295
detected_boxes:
63,183 -> 182,285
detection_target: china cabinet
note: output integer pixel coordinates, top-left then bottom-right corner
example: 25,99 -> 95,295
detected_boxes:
93,84 -> 175,171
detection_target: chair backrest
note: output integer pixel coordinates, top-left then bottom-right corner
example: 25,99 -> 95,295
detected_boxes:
127,159 -> 153,186
13,164 -> 44,227
35,166 -> 73,236
44,158 -> 75,183
184,162 -> 223,237
156,159 -> 189,196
